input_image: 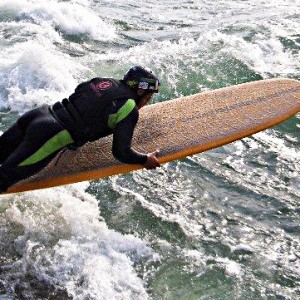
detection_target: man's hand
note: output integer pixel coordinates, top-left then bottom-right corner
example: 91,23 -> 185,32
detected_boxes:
144,150 -> 160,169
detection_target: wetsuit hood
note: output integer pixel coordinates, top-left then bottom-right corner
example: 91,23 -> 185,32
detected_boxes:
123,66 -> 160,93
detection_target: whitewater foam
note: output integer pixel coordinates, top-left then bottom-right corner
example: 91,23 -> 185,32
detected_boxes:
0,183 -> 154,299
0,0 -> 299,298
0,0 -> 117,41
0,41 -> 83,112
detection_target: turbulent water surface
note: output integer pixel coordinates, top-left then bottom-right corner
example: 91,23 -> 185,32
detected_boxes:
0,0 -> 299,299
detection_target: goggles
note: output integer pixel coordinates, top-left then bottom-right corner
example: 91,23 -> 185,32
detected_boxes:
138,77 -> 160,93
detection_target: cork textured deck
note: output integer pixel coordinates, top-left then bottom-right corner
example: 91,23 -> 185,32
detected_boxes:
7,78 -> 300,194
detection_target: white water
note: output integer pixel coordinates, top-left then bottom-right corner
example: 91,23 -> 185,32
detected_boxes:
0,0 -> 299,299
0,183 -> 155,299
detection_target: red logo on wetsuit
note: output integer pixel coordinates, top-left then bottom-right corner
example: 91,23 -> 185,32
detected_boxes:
97,81 -> 112,90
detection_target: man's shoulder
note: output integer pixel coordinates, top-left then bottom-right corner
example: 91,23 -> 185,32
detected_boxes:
89,78 -> 135,95
113,98 -> 138,111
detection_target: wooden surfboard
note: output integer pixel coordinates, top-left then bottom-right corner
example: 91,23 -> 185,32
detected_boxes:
6,78 -> 300,194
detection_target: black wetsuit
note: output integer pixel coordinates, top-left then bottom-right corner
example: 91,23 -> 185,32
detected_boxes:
0,78 -> 147,193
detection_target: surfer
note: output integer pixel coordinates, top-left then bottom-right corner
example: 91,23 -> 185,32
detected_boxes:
0,66 -> 160,193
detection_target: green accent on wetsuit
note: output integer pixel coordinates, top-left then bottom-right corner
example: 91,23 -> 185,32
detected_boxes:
108,99 -> 136,129
18,130 -> 74,166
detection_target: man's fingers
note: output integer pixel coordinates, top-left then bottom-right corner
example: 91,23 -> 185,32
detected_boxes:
145,150 -> 161,169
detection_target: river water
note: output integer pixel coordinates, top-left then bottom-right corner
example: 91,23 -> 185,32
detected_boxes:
0,0 -> 299,299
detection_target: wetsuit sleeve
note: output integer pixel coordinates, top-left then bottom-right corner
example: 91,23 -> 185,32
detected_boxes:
112,107 -> 148,165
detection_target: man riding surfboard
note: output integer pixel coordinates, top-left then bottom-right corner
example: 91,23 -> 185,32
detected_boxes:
0,66 -> 160,193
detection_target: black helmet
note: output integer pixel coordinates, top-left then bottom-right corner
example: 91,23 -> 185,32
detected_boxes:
123,66 -> 160,93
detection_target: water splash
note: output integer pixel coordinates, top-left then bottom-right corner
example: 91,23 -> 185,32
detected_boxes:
0,183 -> 155,299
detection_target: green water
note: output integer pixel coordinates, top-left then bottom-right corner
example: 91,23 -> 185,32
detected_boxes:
0,0 -> 299,299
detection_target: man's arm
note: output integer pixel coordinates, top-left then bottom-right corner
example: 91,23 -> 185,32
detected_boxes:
111,106 -> 160,169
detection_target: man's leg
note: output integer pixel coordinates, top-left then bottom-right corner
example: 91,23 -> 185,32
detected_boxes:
0,122 -> 25,164
0,107 -> 74,193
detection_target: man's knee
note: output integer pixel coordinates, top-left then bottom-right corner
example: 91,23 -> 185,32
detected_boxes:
0,173 -> 10,194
